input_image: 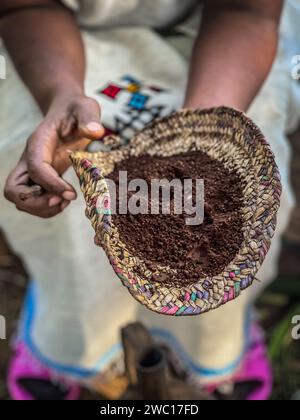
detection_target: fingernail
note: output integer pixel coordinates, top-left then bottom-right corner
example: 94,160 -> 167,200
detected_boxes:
49,196 -> 63,207
61,201 -> 70,211
62,191 -> 76,201
86,122 -> 102,132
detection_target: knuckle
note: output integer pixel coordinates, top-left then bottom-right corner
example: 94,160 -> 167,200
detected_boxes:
15,205 -> 25,213
40,214 -> 51,219
79,96 -> 100,112
3,185 -> 12,201
27,154 -> 37,167
27,158 -> 40,178
27,131 -> 39,149
41,210 -> 60,219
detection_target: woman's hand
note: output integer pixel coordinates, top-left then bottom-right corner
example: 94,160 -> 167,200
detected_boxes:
4,93 -> 104,218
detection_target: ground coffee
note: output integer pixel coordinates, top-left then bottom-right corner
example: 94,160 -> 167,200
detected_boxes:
108,151 -> 244,286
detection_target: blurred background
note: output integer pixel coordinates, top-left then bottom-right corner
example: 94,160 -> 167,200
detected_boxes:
0,128 -> 299,400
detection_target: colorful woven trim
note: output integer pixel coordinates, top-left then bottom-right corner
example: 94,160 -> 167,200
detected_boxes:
71,107 -> 282,316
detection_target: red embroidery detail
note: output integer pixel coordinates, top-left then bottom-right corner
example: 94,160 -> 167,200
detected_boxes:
100,84 -> 123,100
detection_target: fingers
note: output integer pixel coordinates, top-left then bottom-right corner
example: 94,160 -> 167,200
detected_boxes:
4,95 -> 105,219
18,195 -> 63,218
73,97 -> 105,140
5,182 -> 69,218
26,124 -> 77,200
4,159 -> 71,218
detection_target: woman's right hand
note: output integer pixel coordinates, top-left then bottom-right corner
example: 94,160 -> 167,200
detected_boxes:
4,92 -> 105,218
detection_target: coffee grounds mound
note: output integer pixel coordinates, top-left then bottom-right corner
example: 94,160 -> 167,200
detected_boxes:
108,152 -> 244,286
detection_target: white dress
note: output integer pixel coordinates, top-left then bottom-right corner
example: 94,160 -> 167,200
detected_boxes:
62,0 -> 197,28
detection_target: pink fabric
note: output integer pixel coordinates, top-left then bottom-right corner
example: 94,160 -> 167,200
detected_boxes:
8,342 -> 80,401
206,324 -> 273,400
238,324 -> 273,401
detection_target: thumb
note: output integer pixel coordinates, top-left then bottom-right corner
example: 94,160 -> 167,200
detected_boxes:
75,97 -> 105,140
54,138 -> 91,175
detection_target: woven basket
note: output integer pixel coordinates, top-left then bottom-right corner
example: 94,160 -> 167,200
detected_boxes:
71,107 -> 282,316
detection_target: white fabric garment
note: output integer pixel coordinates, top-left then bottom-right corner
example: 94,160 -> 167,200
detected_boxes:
62,0 -> 197,29
0,0 -> 300,384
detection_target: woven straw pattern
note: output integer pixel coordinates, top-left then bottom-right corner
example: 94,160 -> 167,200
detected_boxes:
71,107 -> 282,316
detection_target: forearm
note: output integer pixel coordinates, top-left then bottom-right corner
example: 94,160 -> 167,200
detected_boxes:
0,1 -> 85,113
185,1 -> 283,111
